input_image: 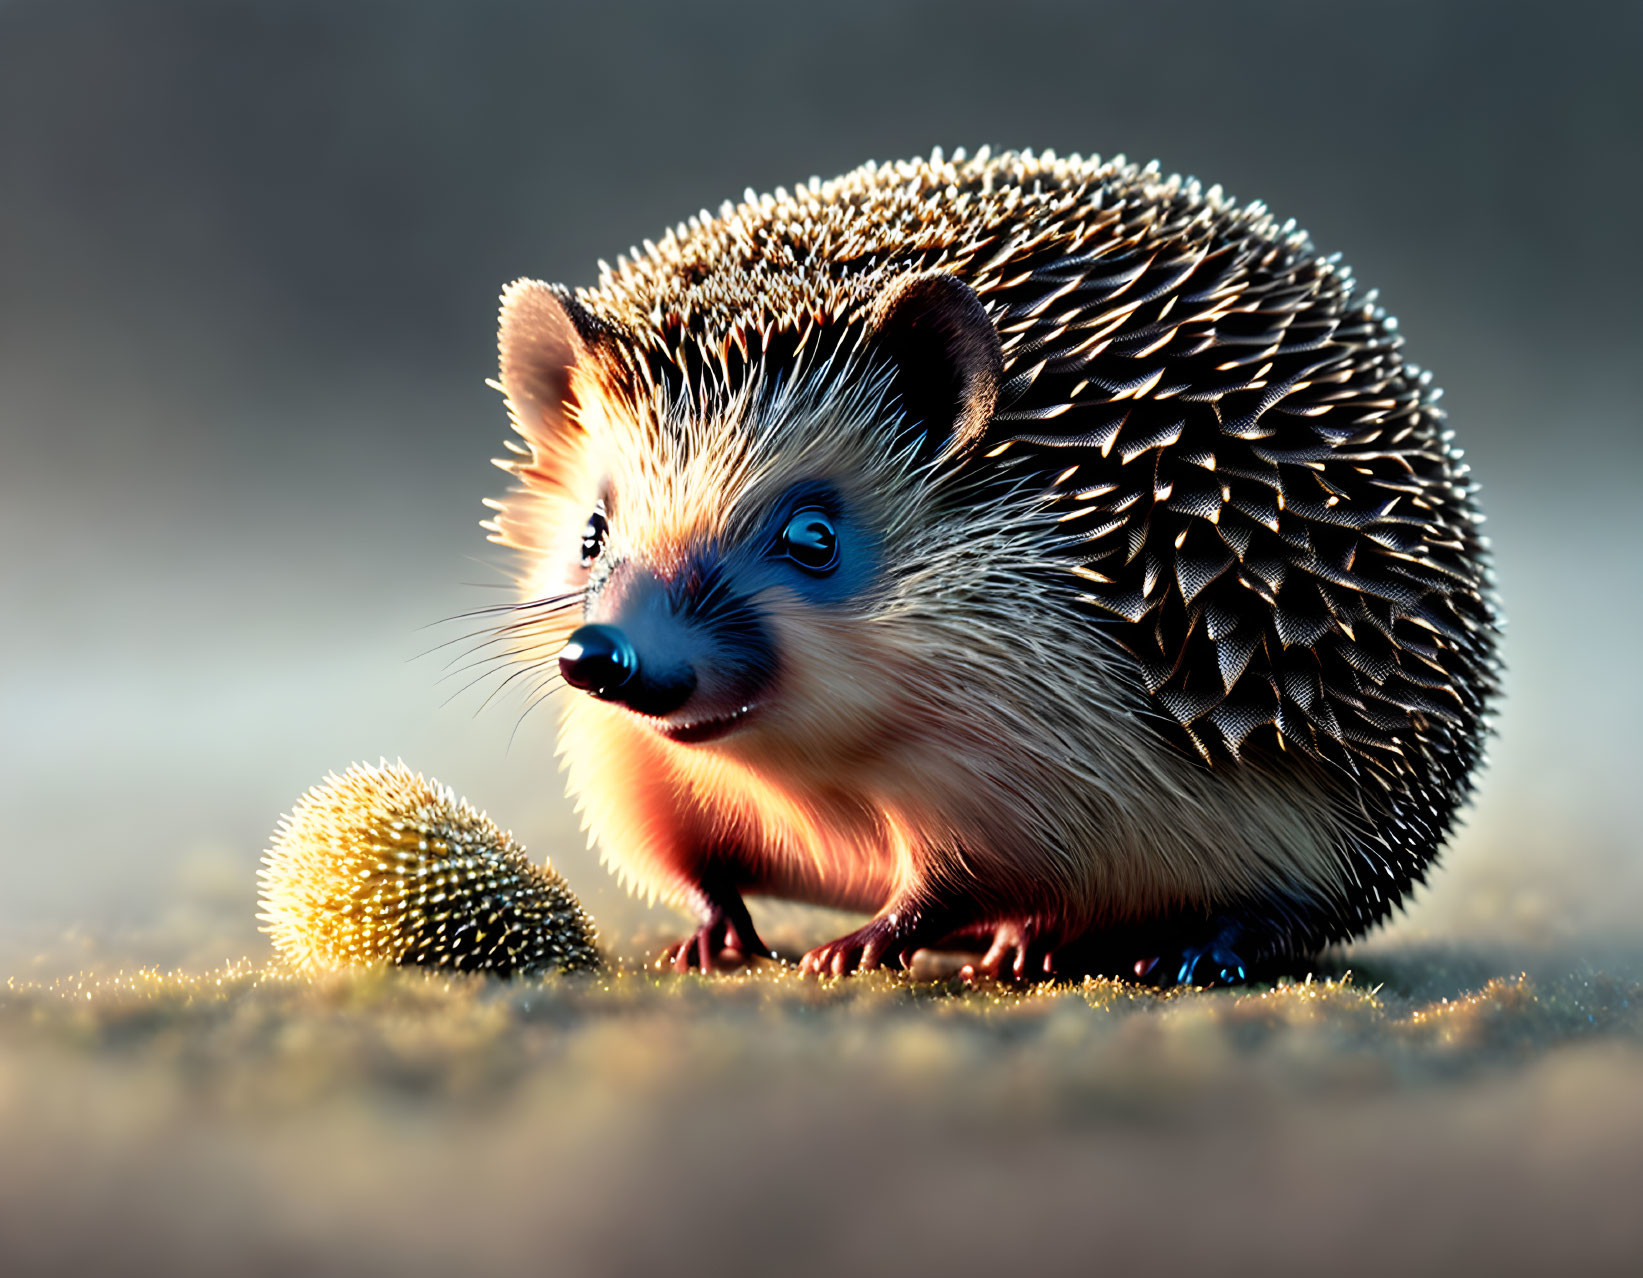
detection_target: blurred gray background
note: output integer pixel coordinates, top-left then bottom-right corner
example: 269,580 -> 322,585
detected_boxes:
2,0 -> 1639,966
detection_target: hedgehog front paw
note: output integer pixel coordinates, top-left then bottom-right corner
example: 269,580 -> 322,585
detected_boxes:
658,901 -> 775,974
800,923 -> 901,977
960,919 -> 1061,984
801,910 -> 935,977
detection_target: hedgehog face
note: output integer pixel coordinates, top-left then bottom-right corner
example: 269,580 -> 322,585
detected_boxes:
558,477 -> 880,746
490,272 -> 1014,786
547,386 -> 909,773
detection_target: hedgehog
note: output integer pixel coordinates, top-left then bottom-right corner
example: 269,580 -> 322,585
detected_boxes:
258,760 -> 600,976
481,147 -> 1499,986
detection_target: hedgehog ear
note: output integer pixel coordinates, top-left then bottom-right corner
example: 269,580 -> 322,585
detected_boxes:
867,271 -> 1003,460
497,279 -> 610,448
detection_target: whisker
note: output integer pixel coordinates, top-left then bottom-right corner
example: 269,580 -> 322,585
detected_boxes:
418,590 -> 583,630
508,674 -> 567,753
492,606 -> 581,636
473,657 -> 562,717
435,645 -> 528,687
436,639 -> 508,671
410,599 -> 580,662
458,553 -> 523,586
432,620 -> 569,674
412,626 -> 513,663
436,629 -> 565,687
440,649 -> 557,708
438,645 -> 523,683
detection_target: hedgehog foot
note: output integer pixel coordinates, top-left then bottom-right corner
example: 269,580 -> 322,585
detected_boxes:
959,919 -> 1062,984
659,888 -> 774,974
800,907 -> 944,977
1172,944 -> 1247,987
1133,931 -> 1250,988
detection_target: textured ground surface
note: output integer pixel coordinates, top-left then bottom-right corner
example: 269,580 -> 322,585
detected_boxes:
3,925 -> 1640,1278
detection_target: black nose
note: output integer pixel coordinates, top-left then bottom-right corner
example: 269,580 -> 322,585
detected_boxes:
559,624 -> 638,699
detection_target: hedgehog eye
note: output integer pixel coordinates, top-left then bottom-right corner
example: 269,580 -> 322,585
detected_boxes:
579,507 -> 609,569
777,508 -> 838,574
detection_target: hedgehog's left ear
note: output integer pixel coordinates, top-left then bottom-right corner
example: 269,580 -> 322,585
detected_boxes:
497,278 -> 613,456
867,271 -> 1003,460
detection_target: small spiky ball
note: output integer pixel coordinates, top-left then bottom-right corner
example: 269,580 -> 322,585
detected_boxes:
258,761 -> 599,976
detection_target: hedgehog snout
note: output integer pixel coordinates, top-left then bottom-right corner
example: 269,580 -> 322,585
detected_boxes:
558,624 -> 638,697
562,557 -> 778,740
561,563 -> 706,717
559,622 -> 698,717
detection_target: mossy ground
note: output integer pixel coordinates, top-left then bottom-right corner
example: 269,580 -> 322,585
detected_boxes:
3,932 -> 1640,1277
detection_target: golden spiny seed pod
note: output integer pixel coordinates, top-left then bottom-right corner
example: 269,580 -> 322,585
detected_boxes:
258,760 -> 599,976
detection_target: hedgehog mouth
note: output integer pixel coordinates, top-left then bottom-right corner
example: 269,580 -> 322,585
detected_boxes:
650,702 -> 760,744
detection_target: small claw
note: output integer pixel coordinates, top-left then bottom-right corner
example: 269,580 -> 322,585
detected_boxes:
667,928 -> 705,974
798,946 -> 833,978
963,919 -> 1060,985
804,945 -> 845,977
976,931 -> 1011,981
801,917 -> 917,978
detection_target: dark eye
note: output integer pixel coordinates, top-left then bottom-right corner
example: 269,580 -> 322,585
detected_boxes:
580,507 -> 608,568
778,508 -> 838,574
